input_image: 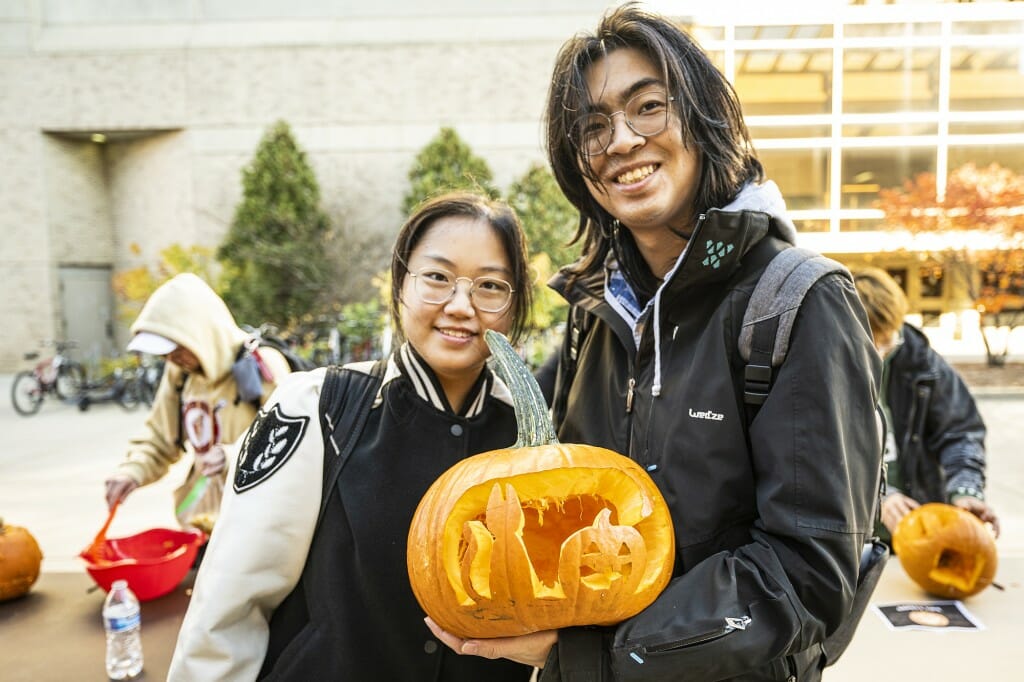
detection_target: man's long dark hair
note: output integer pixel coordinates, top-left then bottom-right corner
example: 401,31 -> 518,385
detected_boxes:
545,2 -> 763,300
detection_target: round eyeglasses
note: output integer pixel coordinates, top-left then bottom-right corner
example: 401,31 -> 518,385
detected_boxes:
570,90 -> 675,157
407,267 -> 515,313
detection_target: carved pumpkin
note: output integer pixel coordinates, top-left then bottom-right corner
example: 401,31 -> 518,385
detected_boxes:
0,517 -> 44,602
407,330 -> 675,638
893,503 -> 997,599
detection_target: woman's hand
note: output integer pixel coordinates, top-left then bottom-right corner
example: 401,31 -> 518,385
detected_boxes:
196,444 -> 227,476
881,492 -> 920,534
424,617 -> 557,668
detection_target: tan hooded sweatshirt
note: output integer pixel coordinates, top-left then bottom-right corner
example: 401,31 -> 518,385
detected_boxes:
115,273 -> 292,492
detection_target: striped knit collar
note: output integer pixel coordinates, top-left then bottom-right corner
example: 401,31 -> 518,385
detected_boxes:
393,342 -> 493,417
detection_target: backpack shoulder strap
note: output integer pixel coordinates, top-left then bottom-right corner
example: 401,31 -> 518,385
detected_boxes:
738,247 -> 848,410
551,304 -> 595,427
315,359 -> 385,528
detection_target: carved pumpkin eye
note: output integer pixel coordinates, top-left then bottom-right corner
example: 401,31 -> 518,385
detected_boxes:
406,331 -> 675,639
893,503 -> 998,599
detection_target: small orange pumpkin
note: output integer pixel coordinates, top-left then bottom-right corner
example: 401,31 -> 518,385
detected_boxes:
0,517 -> 44,601
893,502 -> 997,599
407,331 -> 675,639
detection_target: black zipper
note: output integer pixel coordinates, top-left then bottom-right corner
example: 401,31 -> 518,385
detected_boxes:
630,615 -> 752,661
624,212 -> 707,423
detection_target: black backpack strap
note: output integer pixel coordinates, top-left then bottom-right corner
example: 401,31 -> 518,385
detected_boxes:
174,372 -> 189,451
551,304 -> 594,428
315,360 -> 385,528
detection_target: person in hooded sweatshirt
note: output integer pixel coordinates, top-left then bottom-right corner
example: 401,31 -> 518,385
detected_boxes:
103,273 -> 292,532
428,5 -> 883,681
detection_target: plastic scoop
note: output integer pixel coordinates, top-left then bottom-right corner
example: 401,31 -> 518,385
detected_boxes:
82,501 -> 120,562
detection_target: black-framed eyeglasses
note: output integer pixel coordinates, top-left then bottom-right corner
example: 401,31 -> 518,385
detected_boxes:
407,267 -> 515,313
570,90 -> 676,157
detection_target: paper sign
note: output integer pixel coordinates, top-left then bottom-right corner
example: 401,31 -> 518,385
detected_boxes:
872,600 -> 984,632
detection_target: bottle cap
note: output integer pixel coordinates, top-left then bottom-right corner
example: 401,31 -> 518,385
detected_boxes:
111,579 -> 128,590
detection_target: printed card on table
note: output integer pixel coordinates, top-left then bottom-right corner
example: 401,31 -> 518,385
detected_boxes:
871,600 -> 984,632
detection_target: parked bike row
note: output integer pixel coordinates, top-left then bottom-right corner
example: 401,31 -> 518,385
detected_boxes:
10,340 -> 164,417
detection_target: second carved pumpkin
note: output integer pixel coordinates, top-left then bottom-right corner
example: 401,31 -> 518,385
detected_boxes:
893,502 -> 997,599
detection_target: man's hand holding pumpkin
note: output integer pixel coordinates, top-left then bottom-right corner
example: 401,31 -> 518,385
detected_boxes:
881,491 -> 920,534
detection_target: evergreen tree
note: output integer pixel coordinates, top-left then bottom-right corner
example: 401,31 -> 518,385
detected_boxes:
403,127 -> 498,213
218,120 -> 335,330
506,163 -> 581,360
506,163 -> 580,269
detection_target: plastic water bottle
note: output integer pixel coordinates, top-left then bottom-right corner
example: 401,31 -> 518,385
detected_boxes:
103,579 -> 144,679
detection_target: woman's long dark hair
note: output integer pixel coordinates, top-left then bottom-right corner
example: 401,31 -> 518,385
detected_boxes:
545,2 -> 763,300
390,191 -> 533,345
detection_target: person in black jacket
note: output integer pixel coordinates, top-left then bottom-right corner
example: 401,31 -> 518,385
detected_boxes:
431,4 -> 882,681
852,267 -> 1000,542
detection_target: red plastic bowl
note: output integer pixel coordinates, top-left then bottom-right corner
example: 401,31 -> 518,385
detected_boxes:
79,528 -> 206,601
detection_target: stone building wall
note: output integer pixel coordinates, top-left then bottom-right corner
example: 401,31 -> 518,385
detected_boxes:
0,0 -> 608,369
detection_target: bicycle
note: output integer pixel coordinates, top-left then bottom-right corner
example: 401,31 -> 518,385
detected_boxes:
76,357 -> 163,412
11,340 -> 87,416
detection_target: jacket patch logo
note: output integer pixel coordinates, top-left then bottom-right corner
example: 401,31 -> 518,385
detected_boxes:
688,407 -> 725,421
701,240 -> 734,269
233,405 -> 309,493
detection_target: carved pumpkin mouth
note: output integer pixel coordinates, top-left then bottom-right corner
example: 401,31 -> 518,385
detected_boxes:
931,548 -> 986,594
443,468 -> 665,607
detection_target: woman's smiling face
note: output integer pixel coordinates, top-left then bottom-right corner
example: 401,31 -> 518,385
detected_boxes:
399,215 -> 515,390
581,47 -> 702,238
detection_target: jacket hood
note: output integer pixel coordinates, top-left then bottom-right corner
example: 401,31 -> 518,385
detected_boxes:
129,273 -> 248,381
723,179 -> 797,244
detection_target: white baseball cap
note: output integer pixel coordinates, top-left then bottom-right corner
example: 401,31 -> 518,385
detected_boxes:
126,331 -> 177,356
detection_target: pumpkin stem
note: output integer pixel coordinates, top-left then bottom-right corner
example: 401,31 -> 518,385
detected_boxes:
484,330 -> 560,448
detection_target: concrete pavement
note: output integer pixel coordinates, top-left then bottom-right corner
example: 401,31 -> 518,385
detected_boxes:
1,373 -> 1022,573
0,373 -> 188,572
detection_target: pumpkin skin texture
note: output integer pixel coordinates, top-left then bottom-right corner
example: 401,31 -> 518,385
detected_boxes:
893,503 -> 997,599
407,331 -> 675,639
0,518 -> 44,602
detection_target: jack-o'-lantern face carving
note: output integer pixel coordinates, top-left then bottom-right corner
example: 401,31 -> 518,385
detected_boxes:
406,331 -> 675,639
893,503 -> 998,599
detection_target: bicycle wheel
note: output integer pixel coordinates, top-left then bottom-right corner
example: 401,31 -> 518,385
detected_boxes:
137,375 -> 156,407
116,377 -> 142,411
55,362 -> 86,401
11,371 -> 44,416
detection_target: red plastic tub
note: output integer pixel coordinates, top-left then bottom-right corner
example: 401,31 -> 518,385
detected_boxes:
79,528 -> 206,601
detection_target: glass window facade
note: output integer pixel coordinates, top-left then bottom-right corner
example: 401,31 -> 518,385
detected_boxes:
688,4 -> 1024,243
841,146 -> 936,209
759,148 -> 831,210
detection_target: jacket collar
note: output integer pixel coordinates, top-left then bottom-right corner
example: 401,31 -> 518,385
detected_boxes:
550,207 -> 788,309
391,342 -> 494,417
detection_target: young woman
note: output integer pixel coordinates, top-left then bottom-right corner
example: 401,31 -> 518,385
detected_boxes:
169,192 -> 535,681
435,5 -> 883,680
